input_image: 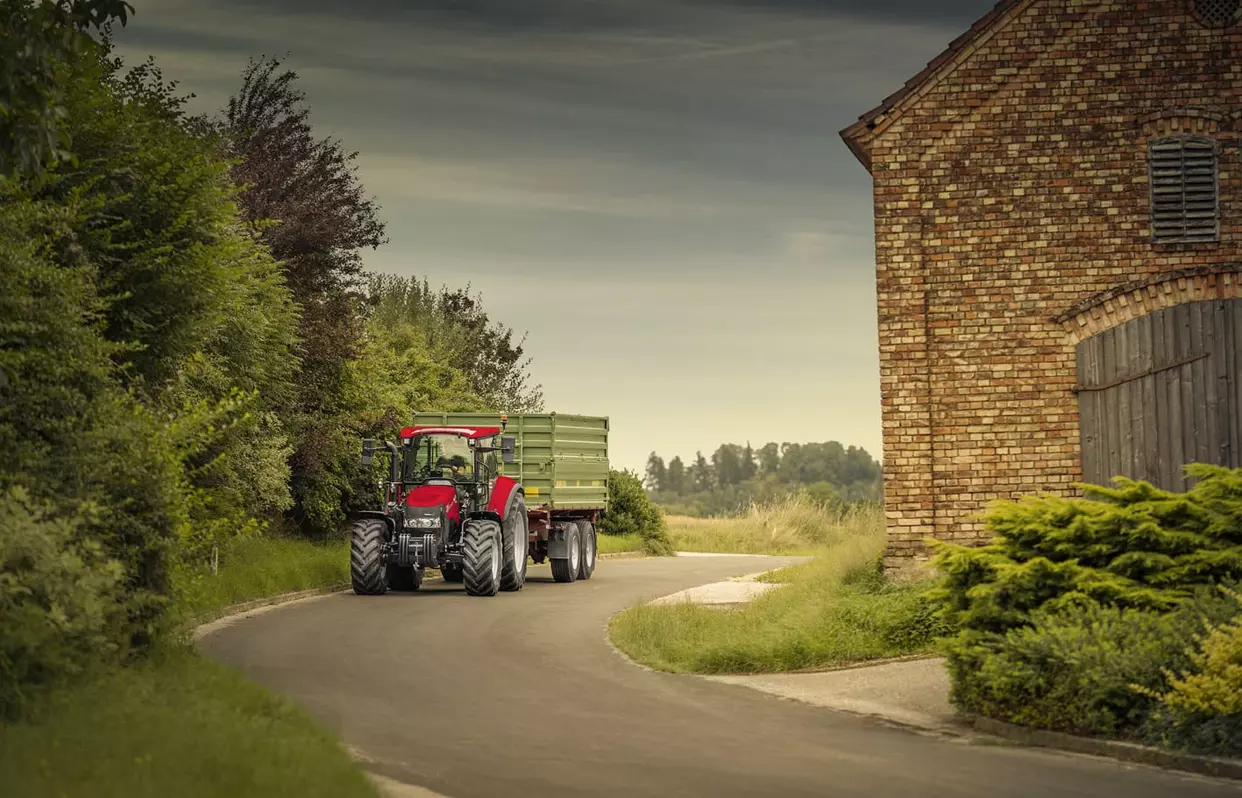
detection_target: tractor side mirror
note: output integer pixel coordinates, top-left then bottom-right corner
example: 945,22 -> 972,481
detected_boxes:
362,439 -> 376,467
501,436 -> 516,463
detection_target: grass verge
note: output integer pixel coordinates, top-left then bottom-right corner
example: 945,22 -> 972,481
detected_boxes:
0,647 -> 377,798
597,532 -> 645,554
609,505 -> 953,674
178,535 -> 349,620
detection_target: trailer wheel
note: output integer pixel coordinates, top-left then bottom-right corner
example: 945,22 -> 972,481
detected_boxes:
551,521 -> 580,583
439,563 -> 464,583
462,519 -> 502,597
350,518 -> 388,596
386,563 -> 423,591
500,494 -> 529,592
577,520 -> 597,580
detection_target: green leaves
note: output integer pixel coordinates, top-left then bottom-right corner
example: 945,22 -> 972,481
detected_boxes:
0,0 -> 134,178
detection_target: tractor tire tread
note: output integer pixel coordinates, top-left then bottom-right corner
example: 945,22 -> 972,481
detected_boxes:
462,519 -> 501,597
350,518 -> 388,596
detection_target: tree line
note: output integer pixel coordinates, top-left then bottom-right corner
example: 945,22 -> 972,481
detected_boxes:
0,3 -> 539,714
644,441 -> 883,517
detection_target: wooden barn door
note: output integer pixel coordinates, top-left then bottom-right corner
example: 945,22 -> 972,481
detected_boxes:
1075,298 -> 1242,490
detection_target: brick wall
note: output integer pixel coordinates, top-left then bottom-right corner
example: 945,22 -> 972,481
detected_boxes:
860,0 -> 1242,571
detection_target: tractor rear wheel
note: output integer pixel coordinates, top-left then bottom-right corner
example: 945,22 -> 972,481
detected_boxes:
577,520 -> 597,580
551,521 -> 581,583
350,518 -> 388,596
386,563 -> 423,591
462,519 -> 502,597
500,494 -> 529,592
439,563 -> 464,583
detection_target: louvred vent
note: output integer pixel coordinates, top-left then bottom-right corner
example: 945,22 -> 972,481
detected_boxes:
1149,137 -> 1220,244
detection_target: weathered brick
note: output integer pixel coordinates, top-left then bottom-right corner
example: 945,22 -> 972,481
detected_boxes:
842,0 -> 1242,566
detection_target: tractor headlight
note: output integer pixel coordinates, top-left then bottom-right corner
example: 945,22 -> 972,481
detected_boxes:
404,516 -> 439,529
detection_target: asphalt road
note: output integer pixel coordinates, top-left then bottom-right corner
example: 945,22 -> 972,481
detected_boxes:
202,556 -> 1241,798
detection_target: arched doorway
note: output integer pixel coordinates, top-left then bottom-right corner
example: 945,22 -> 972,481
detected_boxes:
1075,298 -> 1242,490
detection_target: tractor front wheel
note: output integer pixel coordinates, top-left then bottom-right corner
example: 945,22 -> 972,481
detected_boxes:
500,494 -> 529,592
462,519 -> 502,597
350,518 -> 388,596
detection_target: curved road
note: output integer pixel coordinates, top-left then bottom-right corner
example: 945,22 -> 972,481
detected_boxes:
202,556 -> 1239,798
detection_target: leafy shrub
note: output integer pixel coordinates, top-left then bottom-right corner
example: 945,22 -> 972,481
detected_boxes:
0,488 -> 127,717
599,469 -> 673,555
1141,587 -> 1242,756
928,467 -> 1242,742
945,593 -> 1238,737
929,467 -> 1242,639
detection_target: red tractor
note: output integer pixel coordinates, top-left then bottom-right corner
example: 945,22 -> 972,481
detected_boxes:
349,420 -> 540,597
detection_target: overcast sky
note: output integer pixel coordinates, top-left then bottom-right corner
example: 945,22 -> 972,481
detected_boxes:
113,0 -> 995,474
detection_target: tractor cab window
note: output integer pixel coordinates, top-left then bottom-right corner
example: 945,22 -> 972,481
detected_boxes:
404,434 -> 474,482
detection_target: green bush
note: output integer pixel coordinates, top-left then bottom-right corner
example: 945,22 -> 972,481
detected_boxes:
944,593 -> 1237,738
930,467 -> 1242,638
599,469 -> 673,555
1140,587 -> 1242,757
0,488 -> 127,717
928,466 -> 1242,745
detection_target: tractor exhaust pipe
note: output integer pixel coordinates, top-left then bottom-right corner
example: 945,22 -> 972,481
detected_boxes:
385,440 -> 401,484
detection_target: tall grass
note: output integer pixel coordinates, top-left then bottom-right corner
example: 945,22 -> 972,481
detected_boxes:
610,498 -> 953,674
177,536 -> 349,621
666,494 -> 884,555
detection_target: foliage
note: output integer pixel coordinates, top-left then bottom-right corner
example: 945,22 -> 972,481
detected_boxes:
0,488 -> 126,718
944,593 -> 1237,738
647,440 -> 882,517
599,469 -> 673,555
0,0 -> 132,177
928,467 -> 1242,752
929,468 -> 1242,638
366,274 -> 543,412
1141,586 -> 1242,757
0,183 -> 189,654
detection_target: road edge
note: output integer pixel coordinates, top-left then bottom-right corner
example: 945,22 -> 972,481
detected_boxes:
971,717 -> 1242,781
189,583 -> 350,640
604,572 -> 1242,785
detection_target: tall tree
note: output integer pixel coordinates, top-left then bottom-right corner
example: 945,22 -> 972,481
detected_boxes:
758,442 -> 781,477
666,456 -> 686,494
741,442 -> 757,481
214,55 -> 388,534
690,451 -> 713,492
644,452 -> 667,492
0,0 -> 133,177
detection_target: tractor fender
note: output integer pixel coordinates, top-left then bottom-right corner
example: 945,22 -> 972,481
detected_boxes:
349,510 -> 396,539
487,476 -> 523,522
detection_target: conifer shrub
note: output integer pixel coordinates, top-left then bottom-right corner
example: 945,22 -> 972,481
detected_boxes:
927,465 -> 1242,743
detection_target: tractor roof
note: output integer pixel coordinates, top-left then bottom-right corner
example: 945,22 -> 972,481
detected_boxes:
399,425 -> 501,440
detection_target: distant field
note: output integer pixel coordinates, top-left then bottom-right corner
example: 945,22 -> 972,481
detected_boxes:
665,496 -> 884,555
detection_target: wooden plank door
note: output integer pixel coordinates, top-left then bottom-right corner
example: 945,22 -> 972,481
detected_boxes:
1075,298 -> 1242,491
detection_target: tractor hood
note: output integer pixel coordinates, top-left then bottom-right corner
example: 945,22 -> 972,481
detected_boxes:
404,485 -> 461,522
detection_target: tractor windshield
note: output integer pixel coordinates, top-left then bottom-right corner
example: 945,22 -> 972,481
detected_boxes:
404,434 -> 474,482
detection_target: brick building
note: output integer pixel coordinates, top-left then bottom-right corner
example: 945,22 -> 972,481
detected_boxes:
840,0 -> 1242,571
